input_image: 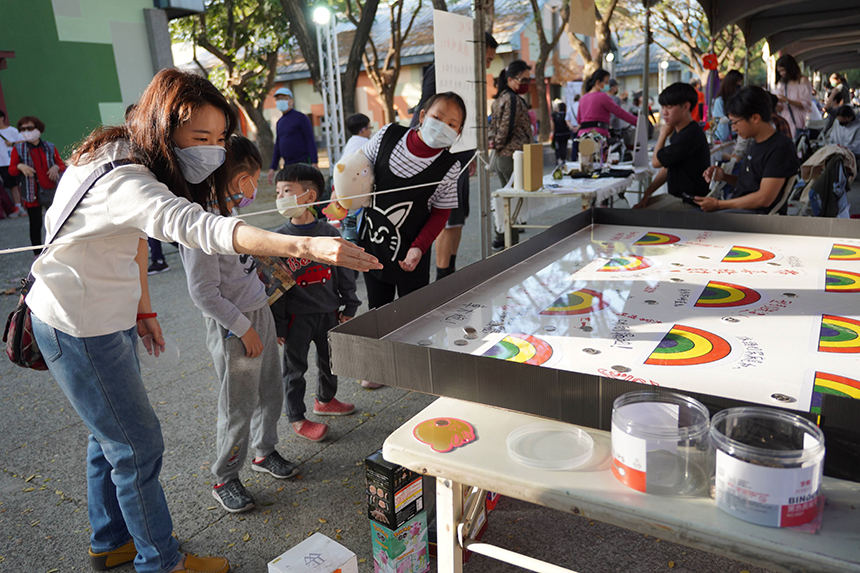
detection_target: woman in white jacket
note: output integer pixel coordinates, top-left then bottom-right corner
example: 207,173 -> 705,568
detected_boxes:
27,69 -> 379,573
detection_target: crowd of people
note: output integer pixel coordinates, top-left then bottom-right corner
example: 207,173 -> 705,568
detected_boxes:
3,36 -> 859,573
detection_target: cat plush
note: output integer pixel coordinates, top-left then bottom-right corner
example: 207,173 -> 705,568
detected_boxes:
332,152 -> 374,210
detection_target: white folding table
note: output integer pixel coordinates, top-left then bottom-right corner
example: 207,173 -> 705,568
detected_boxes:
383,397 -> 860,573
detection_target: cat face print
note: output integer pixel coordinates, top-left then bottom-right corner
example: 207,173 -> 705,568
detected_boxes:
361,201 -> 412,261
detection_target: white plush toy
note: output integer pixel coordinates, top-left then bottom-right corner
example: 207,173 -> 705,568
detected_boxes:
332,152 -> 374,210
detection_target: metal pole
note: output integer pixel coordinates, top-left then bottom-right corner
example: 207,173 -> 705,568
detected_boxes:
642,5 -> 650,123
473,0 -> 491,259
317,15 -> 346,176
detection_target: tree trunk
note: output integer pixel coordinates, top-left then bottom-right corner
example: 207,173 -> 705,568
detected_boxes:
381,85 -> 397,124
568,32 -> 595,80
278,0 -> 321,89
342,0 -> 380,116
535,61 -> 551,142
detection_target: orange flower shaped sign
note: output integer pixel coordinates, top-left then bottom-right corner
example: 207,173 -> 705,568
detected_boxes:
703,54 -> 718,71
413,418 -> 476,453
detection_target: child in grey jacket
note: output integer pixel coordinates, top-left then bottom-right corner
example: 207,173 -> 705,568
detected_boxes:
272,164 -> 361,442
180,136 -> 298,514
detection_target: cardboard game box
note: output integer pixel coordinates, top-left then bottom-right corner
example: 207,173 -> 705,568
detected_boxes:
268,533 -> 358,573
365,449 -> 424,529
370,510 -> 429,573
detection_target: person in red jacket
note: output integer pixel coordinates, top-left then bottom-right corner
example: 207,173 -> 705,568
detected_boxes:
8,115 -> 65,247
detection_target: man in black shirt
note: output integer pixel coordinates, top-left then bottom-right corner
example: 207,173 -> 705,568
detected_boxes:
698,86 -> 799,214
634,83 -> 710,210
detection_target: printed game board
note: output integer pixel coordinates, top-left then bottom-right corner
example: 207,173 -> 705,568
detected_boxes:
384,224 -> 860,412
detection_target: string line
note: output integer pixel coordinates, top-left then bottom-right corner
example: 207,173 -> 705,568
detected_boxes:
0,152 -> 480,256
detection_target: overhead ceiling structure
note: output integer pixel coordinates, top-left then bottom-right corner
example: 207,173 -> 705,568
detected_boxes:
694,0 -> 860,72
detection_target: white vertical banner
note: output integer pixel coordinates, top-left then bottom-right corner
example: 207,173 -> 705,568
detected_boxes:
434,9 -> 477,153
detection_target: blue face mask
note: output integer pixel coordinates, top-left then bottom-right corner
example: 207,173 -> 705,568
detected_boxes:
276,99 -> 292,113
602,83 -> 612,93
174,145 -> 226,184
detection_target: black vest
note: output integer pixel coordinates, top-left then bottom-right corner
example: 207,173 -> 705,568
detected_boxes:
359,124 -> 457,283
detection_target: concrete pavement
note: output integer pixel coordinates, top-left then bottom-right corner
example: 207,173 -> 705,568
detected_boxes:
0,165 -> 784,573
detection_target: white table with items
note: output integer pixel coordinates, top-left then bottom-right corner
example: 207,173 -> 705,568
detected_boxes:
492,166 -> 651,249
383,397 -> 860,573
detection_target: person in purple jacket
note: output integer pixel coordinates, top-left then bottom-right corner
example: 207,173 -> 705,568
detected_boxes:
266,87 -> 318,184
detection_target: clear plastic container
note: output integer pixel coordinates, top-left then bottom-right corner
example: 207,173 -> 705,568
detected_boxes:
507,422 -> 594,470
710,407 -> 825,527
137,335 -> 181,370
611,390 -> 710,496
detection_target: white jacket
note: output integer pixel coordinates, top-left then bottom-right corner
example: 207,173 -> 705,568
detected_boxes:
28,140 -> 240,337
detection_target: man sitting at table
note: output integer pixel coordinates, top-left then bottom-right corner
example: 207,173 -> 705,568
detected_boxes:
633,83 -> 710,210
697,86 -> 799,214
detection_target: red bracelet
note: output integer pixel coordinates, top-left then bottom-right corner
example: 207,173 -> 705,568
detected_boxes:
136,312 -> 157,320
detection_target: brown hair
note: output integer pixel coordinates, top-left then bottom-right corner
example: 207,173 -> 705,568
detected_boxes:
71,69 -> 238,215
17,116 -> 46,132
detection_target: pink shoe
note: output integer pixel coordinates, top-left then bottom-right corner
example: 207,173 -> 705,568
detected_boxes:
293,419 -> 329,442
360,380 -> 384,389
313,397 -> 355,416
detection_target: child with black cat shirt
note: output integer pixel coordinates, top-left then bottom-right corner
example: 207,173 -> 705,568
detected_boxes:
358,92 -> 465,307
272,164 -> 361,441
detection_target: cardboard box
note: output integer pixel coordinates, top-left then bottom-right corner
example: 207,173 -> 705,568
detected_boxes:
523,143 -> 543,191
365,449 -> 424,529
268,533 -> 358,573
486,491 -> 501,512
370,511 -> 429,573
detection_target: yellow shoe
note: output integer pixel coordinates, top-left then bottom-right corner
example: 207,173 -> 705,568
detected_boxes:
88,539 -> 137,571
175,554 -> 230,573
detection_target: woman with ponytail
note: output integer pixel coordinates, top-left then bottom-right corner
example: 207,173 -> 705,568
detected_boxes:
489,59 -> 533,247
576,68 -> 637,139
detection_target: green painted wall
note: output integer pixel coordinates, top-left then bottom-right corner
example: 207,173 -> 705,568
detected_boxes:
0,0 -> 154,157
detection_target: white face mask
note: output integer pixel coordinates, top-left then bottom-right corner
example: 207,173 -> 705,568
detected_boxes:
420,116 -> 460,149
22,129 -> 41,143
276,190 -> 310,219
173,144 -> 226,184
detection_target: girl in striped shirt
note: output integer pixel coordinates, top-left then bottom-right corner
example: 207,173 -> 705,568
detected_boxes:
358,92 -> 465,309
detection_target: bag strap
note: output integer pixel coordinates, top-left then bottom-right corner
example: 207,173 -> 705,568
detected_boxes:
21,158 -> 134,296
501,91 -> 520,148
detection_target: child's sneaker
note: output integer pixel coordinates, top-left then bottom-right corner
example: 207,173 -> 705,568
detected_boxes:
212,479 -> 254,513
147,259 -> 170,275
313,397 -> 355,416
8,206 -> 23,218
292,419 -> 329,442
251,451 -> 299,479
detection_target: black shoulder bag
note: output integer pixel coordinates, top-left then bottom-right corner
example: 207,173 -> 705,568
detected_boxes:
4,159 -> 133,370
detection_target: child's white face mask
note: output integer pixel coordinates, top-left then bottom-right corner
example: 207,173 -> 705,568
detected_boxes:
276,190 -> 309,219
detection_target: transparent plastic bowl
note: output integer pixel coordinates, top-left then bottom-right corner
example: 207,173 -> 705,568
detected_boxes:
710,407 -> 825,527
611,390 -> 711,496
507,422 -> 594,470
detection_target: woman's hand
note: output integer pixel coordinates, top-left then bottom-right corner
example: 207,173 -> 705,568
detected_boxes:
17,164 -> 35,178
47,165 -> 60,182
777,94 -> 788,103
137,317 -> 165,356
398,247 -> 422,272
304,237 -> 382,272
240,327 -> 264,358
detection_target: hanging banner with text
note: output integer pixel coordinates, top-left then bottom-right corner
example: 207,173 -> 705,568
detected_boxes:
434,9 -> 477,153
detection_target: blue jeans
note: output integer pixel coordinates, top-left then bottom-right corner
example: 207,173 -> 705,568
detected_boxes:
32,314 -> 181,573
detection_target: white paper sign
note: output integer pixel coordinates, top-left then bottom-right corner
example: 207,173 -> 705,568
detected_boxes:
434,9 -> 477,152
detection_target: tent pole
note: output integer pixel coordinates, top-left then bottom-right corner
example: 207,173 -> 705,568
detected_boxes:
642,3 -> 650,121
474,0 -> 491,259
